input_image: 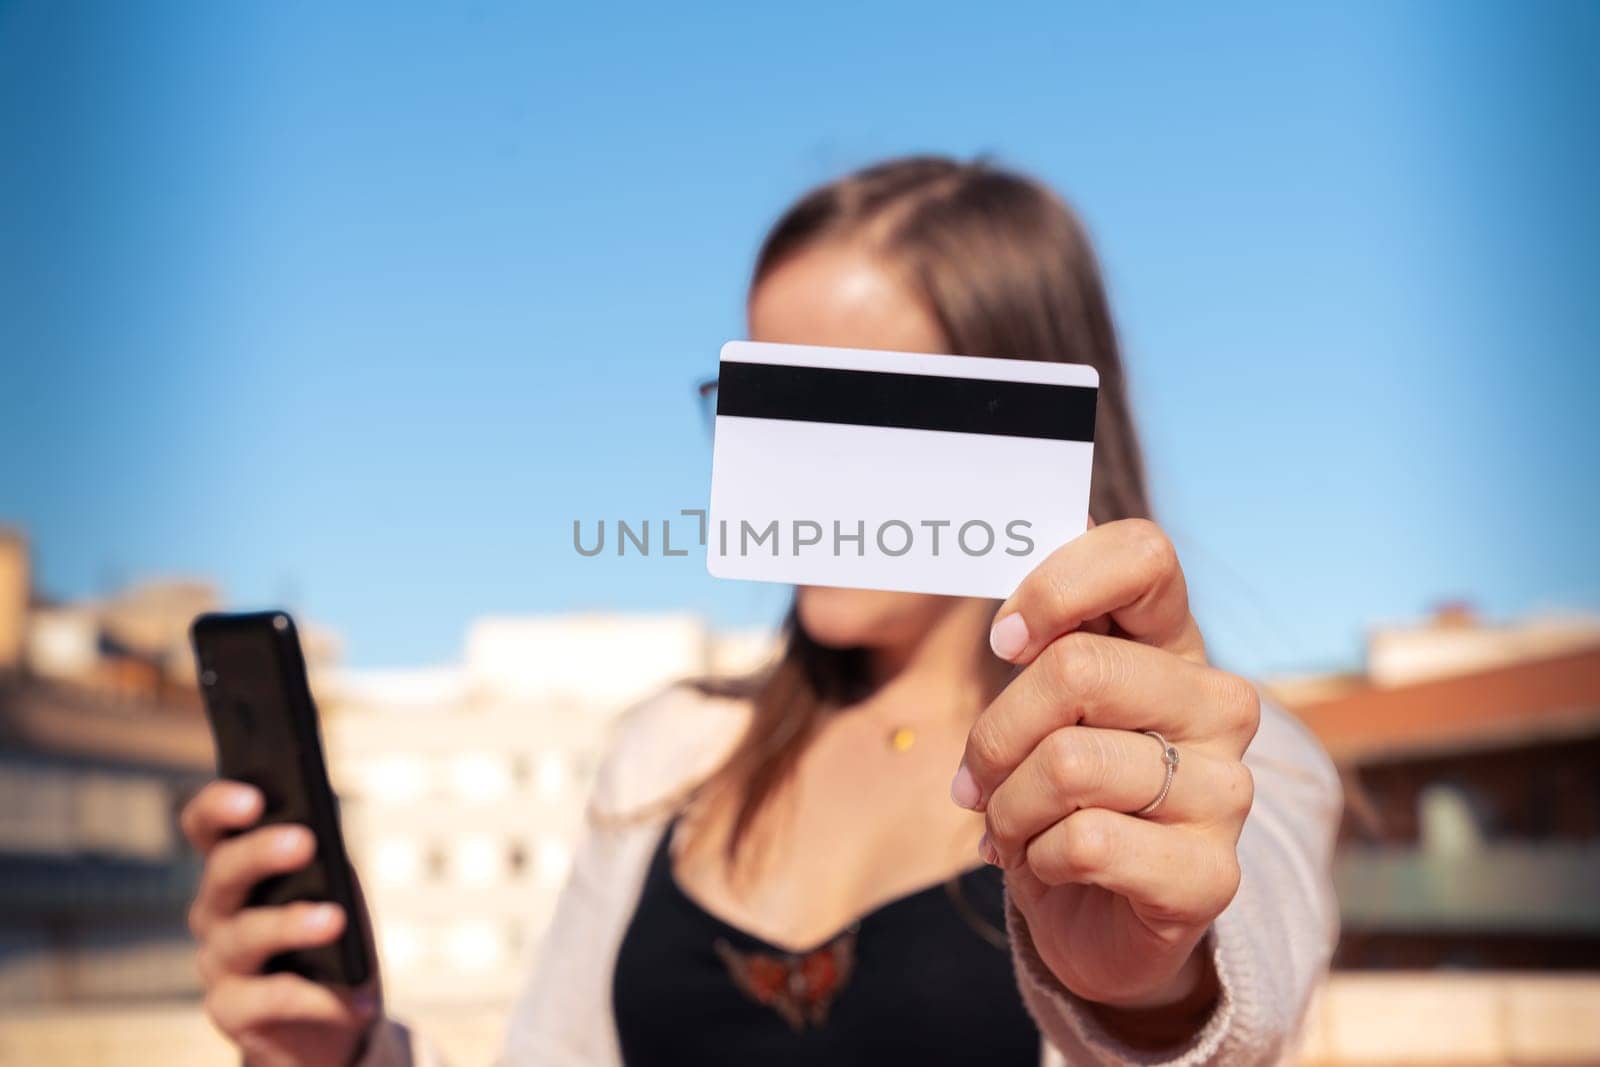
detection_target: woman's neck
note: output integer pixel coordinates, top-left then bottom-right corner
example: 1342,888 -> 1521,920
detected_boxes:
861,597 -> 1011,721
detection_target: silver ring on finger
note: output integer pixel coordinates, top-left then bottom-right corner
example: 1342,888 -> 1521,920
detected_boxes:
1134,730 -> 1180,817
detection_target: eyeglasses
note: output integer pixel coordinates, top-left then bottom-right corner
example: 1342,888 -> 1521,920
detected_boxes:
696,376 -> 718,432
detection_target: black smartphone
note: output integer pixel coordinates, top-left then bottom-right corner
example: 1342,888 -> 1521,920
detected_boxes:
190,610 -> 372,987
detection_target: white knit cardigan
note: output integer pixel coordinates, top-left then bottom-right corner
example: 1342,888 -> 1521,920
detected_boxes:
357,685 -> 1341,1066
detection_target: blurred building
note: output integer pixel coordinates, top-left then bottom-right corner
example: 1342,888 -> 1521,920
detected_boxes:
0,527 -> 351,1007
0,529 -> 214,1004
324,614 -> 774,1010
1268,607 -> 1600,970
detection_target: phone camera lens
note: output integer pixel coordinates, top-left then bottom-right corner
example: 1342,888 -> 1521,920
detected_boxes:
200,669 -> 217,687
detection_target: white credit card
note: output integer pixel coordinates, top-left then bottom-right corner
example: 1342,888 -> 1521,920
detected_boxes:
706,340 -> 1098,598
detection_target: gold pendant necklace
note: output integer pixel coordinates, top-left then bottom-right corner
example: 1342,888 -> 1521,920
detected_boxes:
888,725 -> 917,753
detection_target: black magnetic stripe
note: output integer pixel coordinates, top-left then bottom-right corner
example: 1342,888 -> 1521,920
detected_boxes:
715,361 -> 1096,442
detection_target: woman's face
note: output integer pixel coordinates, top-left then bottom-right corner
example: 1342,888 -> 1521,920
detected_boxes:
747,241 -> 961,653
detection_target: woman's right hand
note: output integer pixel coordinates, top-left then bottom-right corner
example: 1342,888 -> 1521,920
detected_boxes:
180,780 -> 380,1067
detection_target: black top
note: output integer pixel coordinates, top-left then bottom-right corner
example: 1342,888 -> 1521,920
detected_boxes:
612,819 -> 1041,1066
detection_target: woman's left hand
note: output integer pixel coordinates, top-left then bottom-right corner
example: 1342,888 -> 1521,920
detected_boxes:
951,518 -> 1259,1015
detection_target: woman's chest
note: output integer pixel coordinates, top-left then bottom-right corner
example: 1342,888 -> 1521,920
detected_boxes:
678,765 -> 984,951
612,825 -> 1040,1067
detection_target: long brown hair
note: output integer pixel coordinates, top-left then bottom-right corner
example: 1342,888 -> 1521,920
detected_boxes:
708,156 -> 1151,862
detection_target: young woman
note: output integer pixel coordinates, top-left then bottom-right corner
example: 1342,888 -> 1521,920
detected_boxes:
181,157 -> 1341,1066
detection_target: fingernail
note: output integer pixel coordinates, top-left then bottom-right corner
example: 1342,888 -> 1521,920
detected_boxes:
989,613 -> 1029,661
227,789 -> 258,815
276,827 -> 309,855
307,903 -> 340,929
950,764 -> 981,810
977,832 -> 999,867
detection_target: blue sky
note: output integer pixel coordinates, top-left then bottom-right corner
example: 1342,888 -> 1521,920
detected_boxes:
2,2 -> 1596,675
